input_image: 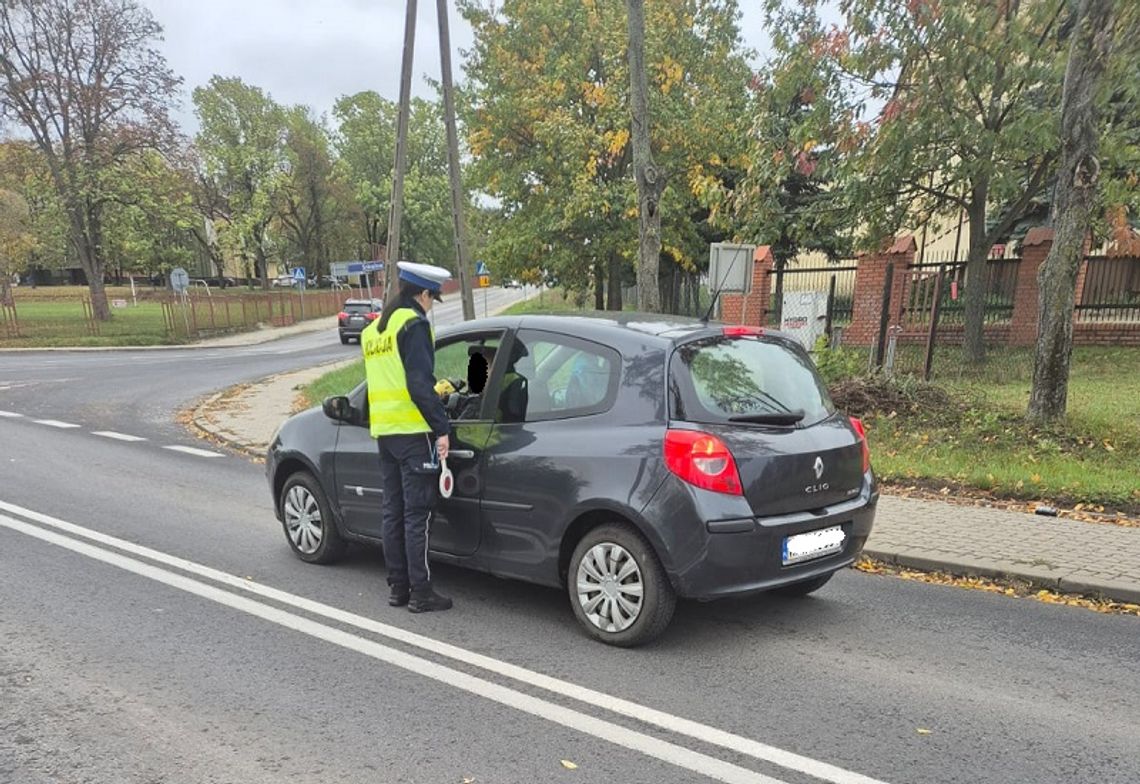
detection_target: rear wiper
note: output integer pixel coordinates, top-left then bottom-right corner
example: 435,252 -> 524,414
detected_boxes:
728,410 -> 805,426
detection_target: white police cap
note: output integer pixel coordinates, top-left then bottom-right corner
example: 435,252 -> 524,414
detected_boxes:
397,261 -> 452,301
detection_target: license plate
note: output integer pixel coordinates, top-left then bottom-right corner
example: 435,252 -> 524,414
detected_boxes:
350,316 -> 364,324
782,525 -> 846,565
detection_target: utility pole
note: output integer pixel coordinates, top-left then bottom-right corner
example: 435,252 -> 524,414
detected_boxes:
385,0 -> 418,296
436,0 -> 476,320
626,0 -> 664,313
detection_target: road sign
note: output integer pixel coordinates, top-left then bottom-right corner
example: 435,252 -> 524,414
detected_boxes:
477,275 -> 491,288
170,267 -> 189,293
708,243 -> 756,294
475,261 -> 489,275
292,267 -> 307,282
331,261 -> 384,277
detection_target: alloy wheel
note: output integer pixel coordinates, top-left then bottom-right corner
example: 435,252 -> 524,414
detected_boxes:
575,542 -> 644,633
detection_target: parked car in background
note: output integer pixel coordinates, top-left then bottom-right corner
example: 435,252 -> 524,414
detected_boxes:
271,275 -> 300,288
337,298 -> 383,343
504,278 -> 523,289
267,313 -> 877,646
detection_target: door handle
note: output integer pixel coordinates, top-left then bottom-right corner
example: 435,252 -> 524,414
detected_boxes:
449,449 -> 475,459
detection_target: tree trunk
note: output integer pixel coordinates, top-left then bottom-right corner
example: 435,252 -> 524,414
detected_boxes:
962,199 -> 989,362
772,255 -> 788,326
626,0 -> 665,313
69,206 -> 111,320
1029,0 -> 1115,423
607,252 -> 623,311
594,259 -> 605,310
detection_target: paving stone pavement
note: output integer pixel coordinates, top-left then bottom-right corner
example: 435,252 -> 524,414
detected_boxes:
185,322 -> 1140,606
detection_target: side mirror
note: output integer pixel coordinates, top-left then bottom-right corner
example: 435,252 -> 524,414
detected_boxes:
322,395 -> 353,423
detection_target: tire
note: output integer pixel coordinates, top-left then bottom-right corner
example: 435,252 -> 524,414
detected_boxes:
279,472 -> 346,564
771,571 -> 834,598
339,333 -> 349,345
568,523 -> 675,647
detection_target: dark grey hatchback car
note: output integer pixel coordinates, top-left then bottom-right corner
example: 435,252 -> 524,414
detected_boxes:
267,314 -> 877,646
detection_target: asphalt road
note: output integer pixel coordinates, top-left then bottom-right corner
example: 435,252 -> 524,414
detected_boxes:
2,291 -> 1138,784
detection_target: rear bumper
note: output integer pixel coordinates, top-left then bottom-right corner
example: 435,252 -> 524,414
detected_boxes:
646,477 -> 878,600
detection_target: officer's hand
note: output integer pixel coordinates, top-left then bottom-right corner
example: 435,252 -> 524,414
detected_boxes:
436,435 -> 450,461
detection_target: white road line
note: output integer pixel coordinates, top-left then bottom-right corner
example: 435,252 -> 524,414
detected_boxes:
0,512 -> 783,784
92,431 -> 147,443
0,497 -> 889,784
0,410 -> 24,418
33,419 -> 81,429
162,445 -> 223,458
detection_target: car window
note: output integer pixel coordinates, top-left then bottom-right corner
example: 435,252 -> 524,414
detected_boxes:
493,330 -> 619,422
670,335 -> 835,426
434,333 -> 503,421
343,302 -> 372,315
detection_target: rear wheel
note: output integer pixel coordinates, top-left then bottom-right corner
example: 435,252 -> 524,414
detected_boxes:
772,571 -> 834,597
279,472 -> 345,564
339,333 -> 349,345
568,524 -> 675,647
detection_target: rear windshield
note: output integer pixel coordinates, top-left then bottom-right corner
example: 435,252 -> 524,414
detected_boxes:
670,336 -> 835,426
343,302 -> 374,314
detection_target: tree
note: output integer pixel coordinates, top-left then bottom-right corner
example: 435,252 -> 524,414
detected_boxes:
0,189 -> 36,304
1028,0 -> 1119,422
0,140 -> 69,282
0,0 -> 180,318
626,0 -> 664,312
333,93 -> 455,269
279,108 -> 336,276
101,150 -> 198,282
770,0 -> 1069,361
193,76 -> 287,288
458,0 -> 751,311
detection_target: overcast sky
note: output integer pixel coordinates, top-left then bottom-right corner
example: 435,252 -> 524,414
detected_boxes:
142,0 -> 772,131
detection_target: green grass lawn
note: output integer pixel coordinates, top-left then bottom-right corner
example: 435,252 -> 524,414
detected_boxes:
301,360 -> 365,409
2,286 -> 342,348
863,346 -> 1140,512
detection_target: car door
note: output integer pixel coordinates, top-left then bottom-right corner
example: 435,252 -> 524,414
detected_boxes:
478,329 -> 622,583
332,330 -> 506,557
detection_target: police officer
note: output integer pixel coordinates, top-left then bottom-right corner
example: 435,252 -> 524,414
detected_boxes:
361,261 -> 454,613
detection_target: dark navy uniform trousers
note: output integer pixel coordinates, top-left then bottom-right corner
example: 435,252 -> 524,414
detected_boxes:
377,433 -> 440,590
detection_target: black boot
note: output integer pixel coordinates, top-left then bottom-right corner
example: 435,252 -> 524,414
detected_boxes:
408,583 -> 453,613
388,583 -> 410,607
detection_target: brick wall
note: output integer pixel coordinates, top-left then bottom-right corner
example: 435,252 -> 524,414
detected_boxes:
846,235 -> 916,345
721,246 -> 774,325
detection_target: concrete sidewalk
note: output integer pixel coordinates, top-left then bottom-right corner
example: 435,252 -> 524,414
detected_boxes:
185,339 -> 1140,608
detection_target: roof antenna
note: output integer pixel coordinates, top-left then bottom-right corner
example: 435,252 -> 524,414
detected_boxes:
701,245 -> 748,324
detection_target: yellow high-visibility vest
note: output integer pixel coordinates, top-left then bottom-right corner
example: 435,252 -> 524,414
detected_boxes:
361,308 -> 434,438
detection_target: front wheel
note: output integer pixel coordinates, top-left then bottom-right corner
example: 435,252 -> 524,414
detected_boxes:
568,524 -> 675,647
279,472 -> 345,564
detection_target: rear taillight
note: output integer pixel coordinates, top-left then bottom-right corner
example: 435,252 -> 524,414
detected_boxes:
664,430 -> 743,496
337,311 -> 348,322
850,417 -> 871,473
366,311 -> 380,320
723,325 -> 763,337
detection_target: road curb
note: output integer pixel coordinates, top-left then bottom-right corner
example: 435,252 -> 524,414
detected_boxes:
863,547 -> 1140,605
0,319 -> 334,353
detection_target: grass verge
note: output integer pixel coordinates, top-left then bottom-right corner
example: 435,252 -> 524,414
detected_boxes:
300,360 -> 364,409
825,346 -> 1140,514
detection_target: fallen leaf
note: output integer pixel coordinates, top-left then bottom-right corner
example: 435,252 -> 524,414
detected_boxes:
916,728 -> 933,735
560,760 -> 579,770
463,778 -> 476,783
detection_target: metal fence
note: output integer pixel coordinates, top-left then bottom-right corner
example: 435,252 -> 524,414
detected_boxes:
1,299 -> 18,338
767,262 -> 859,336
162,290 -> 345,340
904,255 -> 1020,328
1076,256 -> 1140,322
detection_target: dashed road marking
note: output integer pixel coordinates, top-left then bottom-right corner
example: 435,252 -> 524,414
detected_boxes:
0,410 -> 24,418
33,419 -> 81,429
162,445 -> 224,458
92,431 -> 148,442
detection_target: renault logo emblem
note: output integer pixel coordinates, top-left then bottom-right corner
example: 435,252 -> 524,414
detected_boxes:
813,456 -> 824,479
